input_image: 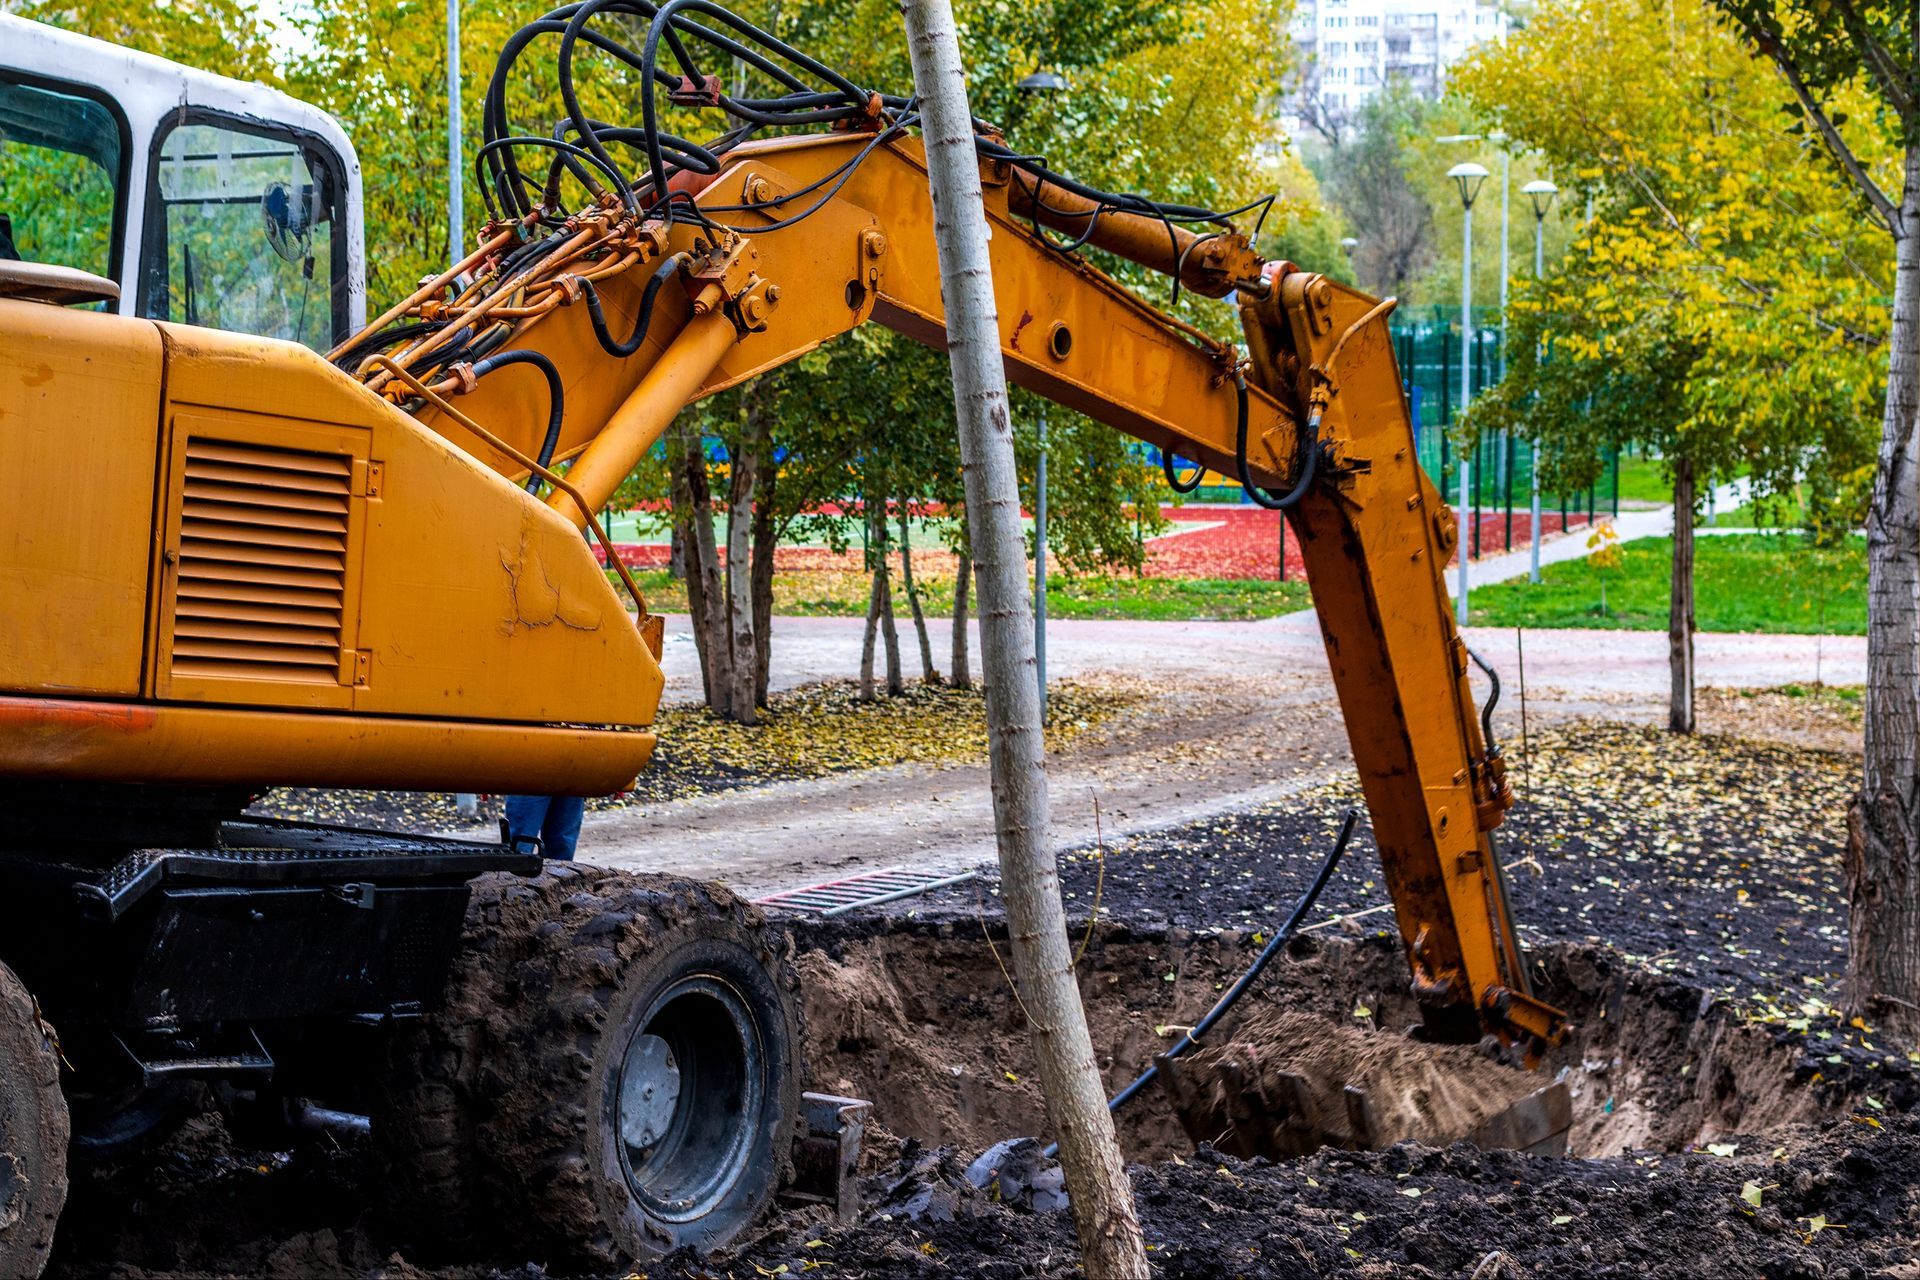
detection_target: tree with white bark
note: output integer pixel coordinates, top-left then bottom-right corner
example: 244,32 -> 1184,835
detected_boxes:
899,0 -> 1149,1272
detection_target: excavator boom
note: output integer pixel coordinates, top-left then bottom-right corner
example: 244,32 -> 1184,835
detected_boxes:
341,129 -> 1562,1052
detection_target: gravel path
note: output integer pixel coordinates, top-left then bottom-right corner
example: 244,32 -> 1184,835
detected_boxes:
576,616 -> 1863,895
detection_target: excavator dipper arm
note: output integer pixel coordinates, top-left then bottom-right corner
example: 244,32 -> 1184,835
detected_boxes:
362,132 -> 1563,1053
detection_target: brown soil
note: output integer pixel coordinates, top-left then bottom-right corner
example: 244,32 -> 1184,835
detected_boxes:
793,925 -> 1866,1168
1156,1009 -> 1549,1156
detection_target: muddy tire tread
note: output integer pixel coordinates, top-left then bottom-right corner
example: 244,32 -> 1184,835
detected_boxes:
0,959 -> 69,1279
377,866 -> 803,1267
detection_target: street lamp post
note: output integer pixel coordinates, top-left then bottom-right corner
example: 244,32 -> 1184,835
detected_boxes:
447,0 -> 462,267
1447,161 -> 1489,627
1523,178 -> 1558,584
1018,69 -> 1064,719
450,0 -> 475,823
1493,133 -> 1511,552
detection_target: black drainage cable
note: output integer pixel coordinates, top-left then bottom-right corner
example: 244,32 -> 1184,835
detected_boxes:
1040,806 -> 1361,1159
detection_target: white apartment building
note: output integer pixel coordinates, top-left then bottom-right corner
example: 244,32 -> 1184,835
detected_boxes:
1286,0 -> 1509,129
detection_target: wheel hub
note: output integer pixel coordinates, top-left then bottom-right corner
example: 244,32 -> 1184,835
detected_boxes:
617,1034 -> 682,1150
614,974 -> 764,1224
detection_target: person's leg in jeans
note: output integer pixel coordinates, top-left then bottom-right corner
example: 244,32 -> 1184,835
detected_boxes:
503,795 -> 553,854
542,796 -> 586,861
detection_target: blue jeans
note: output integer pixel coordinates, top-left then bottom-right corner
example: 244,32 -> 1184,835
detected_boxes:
503,795 -> 586,861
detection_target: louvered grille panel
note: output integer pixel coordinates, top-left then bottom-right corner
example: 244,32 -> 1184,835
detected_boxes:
171,439 -> 351,684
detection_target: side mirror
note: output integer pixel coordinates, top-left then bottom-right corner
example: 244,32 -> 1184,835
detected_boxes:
261,180 -> 317,265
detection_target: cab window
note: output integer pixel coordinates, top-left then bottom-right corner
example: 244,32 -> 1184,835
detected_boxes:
0,74 -> 127,284
140,113 -> 346,350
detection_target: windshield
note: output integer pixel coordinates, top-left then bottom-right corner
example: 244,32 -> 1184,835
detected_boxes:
0,75 -> 125,282
141,115 -> 343,351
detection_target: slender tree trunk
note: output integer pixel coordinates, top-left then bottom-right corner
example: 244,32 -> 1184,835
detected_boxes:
859,561 -> 882,702
668,424 -> 713,706
900,3 -> 1147,1272
668,521 -> 686,580
875,505 -> 904,696
725,431 -> 761,726
1851,182 -> 1920,1035
950,541 -> 973,689
900,509 -> 940,683
684,431 -> 732,717
752,467 -> 778,708
1668,455 -> 1696,734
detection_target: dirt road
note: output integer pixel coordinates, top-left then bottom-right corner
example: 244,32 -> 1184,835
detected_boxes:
573,615 -> 1862,894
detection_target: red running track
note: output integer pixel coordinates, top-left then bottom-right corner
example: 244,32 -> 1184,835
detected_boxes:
597,503 -> 1602,578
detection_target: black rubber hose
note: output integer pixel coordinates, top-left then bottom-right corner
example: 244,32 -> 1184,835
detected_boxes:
1237,374 -> 1320,511
329,319 -> 443,370
1040,808 -> 1360,1159
1162,447 -> 1204,494
1465,645 -> 1502,754
469,349 -> 566,492
577,252 -> 684,357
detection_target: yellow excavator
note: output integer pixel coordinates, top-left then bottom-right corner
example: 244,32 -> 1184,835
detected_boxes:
0,4 -> 1564,1272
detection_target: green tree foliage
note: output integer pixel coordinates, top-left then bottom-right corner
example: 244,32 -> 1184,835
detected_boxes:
1695,0 -> 1920,1032
1453,0 -> 1885,535
8,0 -> 280,83
1314,83 -> 1439,298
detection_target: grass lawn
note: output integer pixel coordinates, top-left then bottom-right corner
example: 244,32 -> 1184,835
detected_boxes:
616,567 -> 1315,622
1612,453 -> 1671,505
1466,533 -> 1865,634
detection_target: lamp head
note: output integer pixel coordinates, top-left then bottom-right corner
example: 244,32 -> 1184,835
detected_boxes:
1017,70 -> 1068,95
1523,178 -> 1560,219
1448,161 -> 1490,209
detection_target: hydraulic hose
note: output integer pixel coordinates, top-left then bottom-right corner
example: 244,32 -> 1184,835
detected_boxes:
1465,645 -> 1502,755
578,252 -> 685,358
1040,807 -> 1360,1159
1235,373 -> 1320,510
1161,448 -> 1204,495
468,349 -> 566,491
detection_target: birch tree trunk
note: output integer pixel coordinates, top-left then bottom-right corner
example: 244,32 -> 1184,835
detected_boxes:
1851,177 -> 1920,1036
859,529 -> 882,703
950,543 -> 973,689
899,2 -> 1147,1271
670,424 -> 719,709
900,510 -> 940,683
1668,455 -> 1696,735
725,434 -> 760,725
686,440 -> 732,717
752,467 -> 778,708
875,506 -> 904,696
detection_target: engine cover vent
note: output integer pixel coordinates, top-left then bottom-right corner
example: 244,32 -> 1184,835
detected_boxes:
169,437 -> 351,684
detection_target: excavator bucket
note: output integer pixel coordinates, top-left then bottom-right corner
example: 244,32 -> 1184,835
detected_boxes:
1156,1010 -> 1572,1159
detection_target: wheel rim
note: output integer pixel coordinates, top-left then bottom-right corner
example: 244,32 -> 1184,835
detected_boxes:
615,974 -> 764,1224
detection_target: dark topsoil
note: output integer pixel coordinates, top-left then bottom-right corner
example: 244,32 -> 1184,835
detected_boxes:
49,722 -> 1920,1279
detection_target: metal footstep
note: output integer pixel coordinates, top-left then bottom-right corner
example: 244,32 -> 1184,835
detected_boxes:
753,865 -> 978,917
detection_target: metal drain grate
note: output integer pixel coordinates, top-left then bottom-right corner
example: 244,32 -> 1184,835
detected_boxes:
754,865 -> 979,917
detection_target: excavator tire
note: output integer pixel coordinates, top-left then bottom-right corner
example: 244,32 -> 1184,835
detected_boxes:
0,960 -> 68,1280
375,866 -> 804,1267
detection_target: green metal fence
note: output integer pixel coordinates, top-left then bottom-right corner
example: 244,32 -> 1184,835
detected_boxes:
1390,309 -> 1622,558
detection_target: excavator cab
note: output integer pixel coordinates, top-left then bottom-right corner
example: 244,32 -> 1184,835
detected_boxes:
0,15 -> 365,345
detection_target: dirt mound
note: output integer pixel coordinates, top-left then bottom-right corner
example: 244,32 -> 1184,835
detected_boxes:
1158,1009 -> 1560,1157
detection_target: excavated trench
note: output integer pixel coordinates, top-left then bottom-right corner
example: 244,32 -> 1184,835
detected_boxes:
796,923 -> 1847,1165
